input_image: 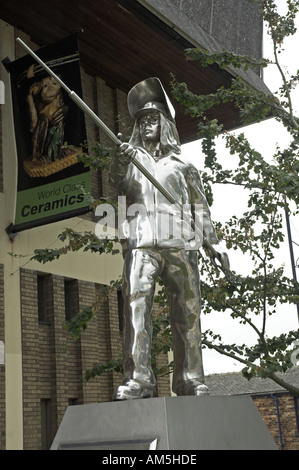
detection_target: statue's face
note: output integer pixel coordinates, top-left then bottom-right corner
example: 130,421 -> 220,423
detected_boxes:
40,76 -> 61,102
139,111 -> 160,144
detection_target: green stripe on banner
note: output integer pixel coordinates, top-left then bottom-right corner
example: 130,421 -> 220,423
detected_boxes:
15,172 -> 91,225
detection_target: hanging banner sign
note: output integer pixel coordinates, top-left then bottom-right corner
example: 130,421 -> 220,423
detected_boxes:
9,34 -> 91,232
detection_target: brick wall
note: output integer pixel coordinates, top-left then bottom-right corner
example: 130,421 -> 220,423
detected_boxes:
20,269 -> 56,449
20,268 -> 128,449
20,269 -> 39,448
0,102 -> 2,193
80,68 -> 133,204
52,275 -> 83,429
253,393 -> 299,450
79,280 -> 110,403
94,77 -> 133,202
0,264 -> 5,450
80,68 -> 101,205
152,303 -> 172,397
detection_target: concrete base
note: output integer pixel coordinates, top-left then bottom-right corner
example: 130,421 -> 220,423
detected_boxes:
51,395 -> 277,450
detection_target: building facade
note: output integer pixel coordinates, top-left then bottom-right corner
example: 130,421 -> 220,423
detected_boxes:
0,0 -> 270,450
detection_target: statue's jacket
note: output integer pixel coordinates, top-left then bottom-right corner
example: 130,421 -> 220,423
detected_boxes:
110,147 -> 218,251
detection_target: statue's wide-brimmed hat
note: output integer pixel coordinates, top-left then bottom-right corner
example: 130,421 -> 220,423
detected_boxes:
128,77 -> 175,121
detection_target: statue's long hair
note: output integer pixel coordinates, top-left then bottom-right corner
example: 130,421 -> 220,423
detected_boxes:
129,112 -> 181,156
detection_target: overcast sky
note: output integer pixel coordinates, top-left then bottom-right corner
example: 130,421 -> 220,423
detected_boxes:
183,5 -> 299,375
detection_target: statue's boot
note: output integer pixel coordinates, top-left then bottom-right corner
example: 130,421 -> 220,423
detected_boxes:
113,379 -> 156,400
174,379 -> 209,396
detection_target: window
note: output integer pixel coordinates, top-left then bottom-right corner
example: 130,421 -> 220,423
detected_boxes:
0,340 -> 4,365
40,399 -> 51,450
295,397 -> 299,433
117,289 -> 124,333
64,279 -> 78,322
0,104 -> 3,193
37,275 -> 52,324
68,398 -> 79,406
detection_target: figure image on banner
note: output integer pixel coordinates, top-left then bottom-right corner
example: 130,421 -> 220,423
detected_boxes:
24,64 -> 82,178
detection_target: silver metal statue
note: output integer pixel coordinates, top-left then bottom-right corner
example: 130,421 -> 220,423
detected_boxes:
14,41 -> 230,401
109,77 -> 219,400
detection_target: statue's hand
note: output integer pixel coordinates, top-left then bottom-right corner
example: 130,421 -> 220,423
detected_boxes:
203,237 -> 235,285
116,133 -> 136,166
28,82 -> 41,97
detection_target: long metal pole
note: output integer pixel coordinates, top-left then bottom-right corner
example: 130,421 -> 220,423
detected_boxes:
285,209 -> 299,324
